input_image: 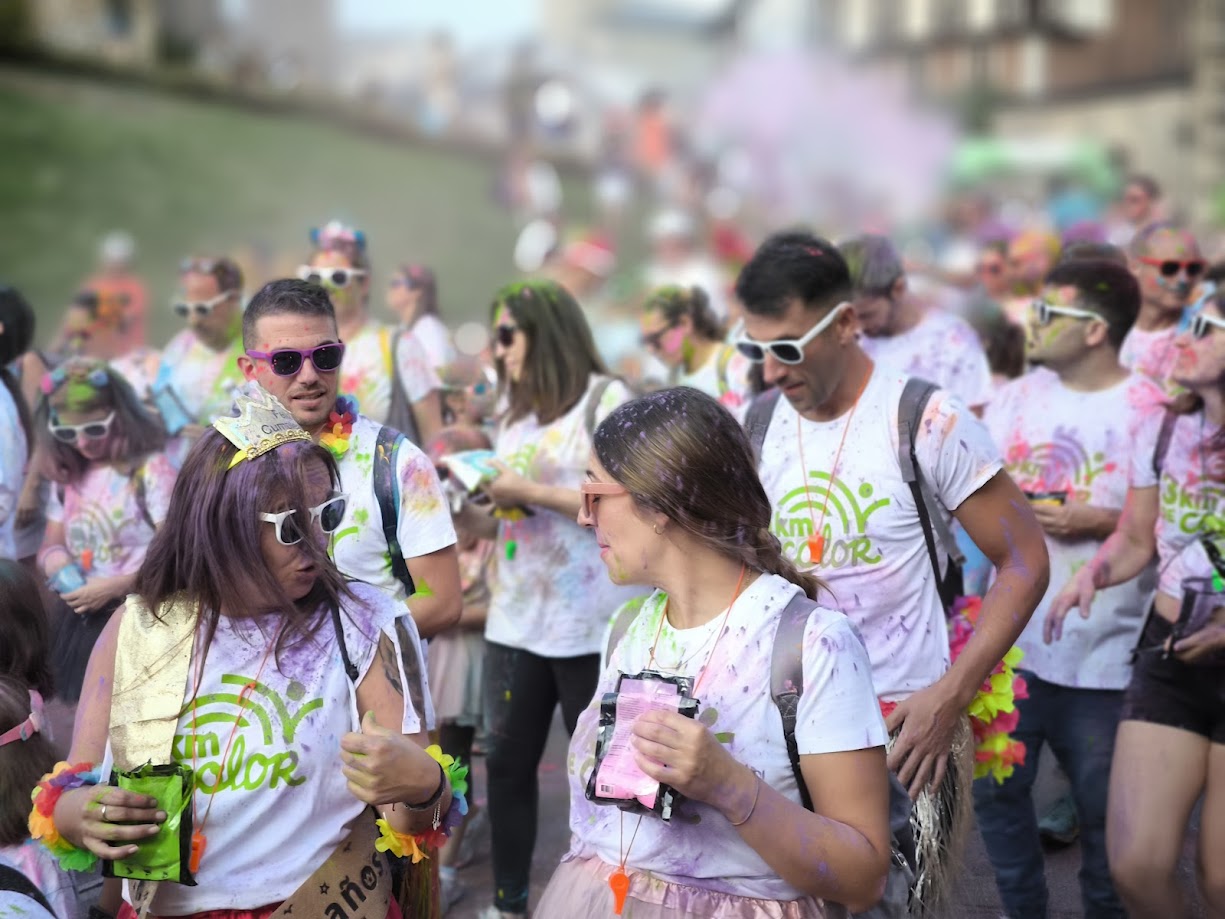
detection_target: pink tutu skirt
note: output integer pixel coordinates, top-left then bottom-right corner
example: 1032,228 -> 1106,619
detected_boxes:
536,856 -> 836,919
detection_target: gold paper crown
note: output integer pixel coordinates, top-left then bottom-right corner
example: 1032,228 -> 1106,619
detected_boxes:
213,383 -> 311,468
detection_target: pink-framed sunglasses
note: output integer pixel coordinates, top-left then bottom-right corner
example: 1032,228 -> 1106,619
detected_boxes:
579,481 -> 629,520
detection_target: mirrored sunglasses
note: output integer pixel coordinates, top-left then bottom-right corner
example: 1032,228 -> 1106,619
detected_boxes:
244,343 -> 346,377
48,412 -> 116,444
260,494 -> 348,546
297,265 -> 367,288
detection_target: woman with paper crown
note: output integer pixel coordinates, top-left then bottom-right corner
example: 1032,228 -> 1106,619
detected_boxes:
34,382 -> 462,919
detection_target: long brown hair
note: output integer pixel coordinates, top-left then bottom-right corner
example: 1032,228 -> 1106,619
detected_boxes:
134,431 -> 353,669
491,279 -> 608,425
593,387 -> 824,601
1167,289 -> 1225,478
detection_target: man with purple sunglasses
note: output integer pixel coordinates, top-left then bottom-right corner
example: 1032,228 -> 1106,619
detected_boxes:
238,278 -> 462,641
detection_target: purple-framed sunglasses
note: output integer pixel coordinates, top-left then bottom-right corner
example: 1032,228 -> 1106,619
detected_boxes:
245,342 -> 346,377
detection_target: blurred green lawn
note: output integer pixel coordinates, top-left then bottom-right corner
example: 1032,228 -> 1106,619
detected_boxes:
0,66 -> 599,349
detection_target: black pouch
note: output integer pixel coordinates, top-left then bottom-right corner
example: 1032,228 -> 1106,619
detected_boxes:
1166,571 -> 1225,666
584,670 -> 699,822
102,762 -> 197,886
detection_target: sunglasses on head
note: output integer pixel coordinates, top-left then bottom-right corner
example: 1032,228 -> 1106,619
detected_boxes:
733,302 -> 850,365
1030,299 -> 1105,326
245,342 -> 346,377
297,265 -> 367,288
173,290 -> 235,319
579,481 -> 628,521
180,257 -> 220,275
48,412 -> 116,444
1137,256 -> 1205,278
260,493 -> 348,546
493,325 -> 519,349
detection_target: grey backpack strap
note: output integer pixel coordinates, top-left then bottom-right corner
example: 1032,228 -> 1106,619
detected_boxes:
604,596 -> 647,663
745,387 -> 782,463
1152,408 -> 1178,479
897,378 -> 964,598
584,376 -> 615,437
770,591 -> 817,811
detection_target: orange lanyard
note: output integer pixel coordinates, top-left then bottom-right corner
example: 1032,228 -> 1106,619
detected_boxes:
796,364 -> 872,567
610,564 -> 748,915
186,627 -> 278,874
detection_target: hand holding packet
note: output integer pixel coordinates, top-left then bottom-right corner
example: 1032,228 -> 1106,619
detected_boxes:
48,562 -> 88,595
585,671 -> 699,821
102,762 -> 197,885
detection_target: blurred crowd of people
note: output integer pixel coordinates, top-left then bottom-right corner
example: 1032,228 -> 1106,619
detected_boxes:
1,154 -> 1223,919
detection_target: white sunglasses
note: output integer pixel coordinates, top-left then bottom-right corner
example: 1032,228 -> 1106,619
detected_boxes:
733,301 -> 851,364
297,265 -> 367,289
173,290 -> 236,319
1030,299 -> 1105,326
48,412 -> 116,444
259,494 -> 348,546
1189,311 -> 1225,339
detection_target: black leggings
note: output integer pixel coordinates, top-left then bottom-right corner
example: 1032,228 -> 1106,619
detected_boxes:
482,641 -> 599,914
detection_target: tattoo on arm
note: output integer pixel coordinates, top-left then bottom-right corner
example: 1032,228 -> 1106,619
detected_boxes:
378,635 -> 404,697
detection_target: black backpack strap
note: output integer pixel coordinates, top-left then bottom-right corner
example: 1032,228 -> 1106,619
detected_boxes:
770,591 -> 818,811
0,863 -> 55,915
329,599 -> 360,683
1153,407 -> 1179,479
584,376 -> 615,437
374,424 -> 416,597
132,460 -> 157,531
897,378 -> 964,608
745,387 -> 782,463
715,344 -> 734,397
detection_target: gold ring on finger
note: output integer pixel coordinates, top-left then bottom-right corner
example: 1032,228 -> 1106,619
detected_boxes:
101,804 -> 108,822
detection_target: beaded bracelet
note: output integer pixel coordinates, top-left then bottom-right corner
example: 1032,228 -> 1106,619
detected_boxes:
29,761 -> 102,872
374,745 -> 469,862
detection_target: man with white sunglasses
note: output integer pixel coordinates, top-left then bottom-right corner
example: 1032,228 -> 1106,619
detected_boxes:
736,231 -> 1049,906
152,256 -> 246,452
302,220 -> 443,445
976,257 -> 1165,918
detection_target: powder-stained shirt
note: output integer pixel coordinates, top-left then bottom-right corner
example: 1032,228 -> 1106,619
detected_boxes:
1131,409 -> 1225,599
113,583 -> 431,915
1119,324 -> 1182,399
565,574 -> 887,900
485,375 -> 644,657
0,386 -> 26,559
338,321 -> 440,425
45,454 -> 177,578
756,367 -> 1002,700
985,369 -> 1163,689
328,413 -> 457,607
155,329 -> 246,424
676,344 -> 754,419
860,310 -> 993,409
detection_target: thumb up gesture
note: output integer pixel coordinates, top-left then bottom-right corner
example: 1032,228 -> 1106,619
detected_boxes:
340,711 -> 438,807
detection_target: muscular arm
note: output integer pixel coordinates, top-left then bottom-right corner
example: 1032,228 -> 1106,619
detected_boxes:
948,471 -> 1050,707
403,544 -> 462,638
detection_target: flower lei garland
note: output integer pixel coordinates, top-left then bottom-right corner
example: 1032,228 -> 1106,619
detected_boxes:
375,745 -> 469,863
878,596 -> 1028,785
29,761 -> 102,872
320,396 -> 356,460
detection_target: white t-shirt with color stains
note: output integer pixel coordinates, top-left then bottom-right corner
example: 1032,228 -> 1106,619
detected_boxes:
860,310 -> 993,409
156,329 -> 246,424
676,344 -> 754,419
1131,409 -> 1225,599
485,375 -> 644,658
328,412 -> 457,605
1119,324 -> 1182,398
564,574 -> 887,901
45,454 -> 177,578
756,367 -> 1002,700
337,321 -> 440,426
115,583 -> 430,915
985,369 -> 1163,689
